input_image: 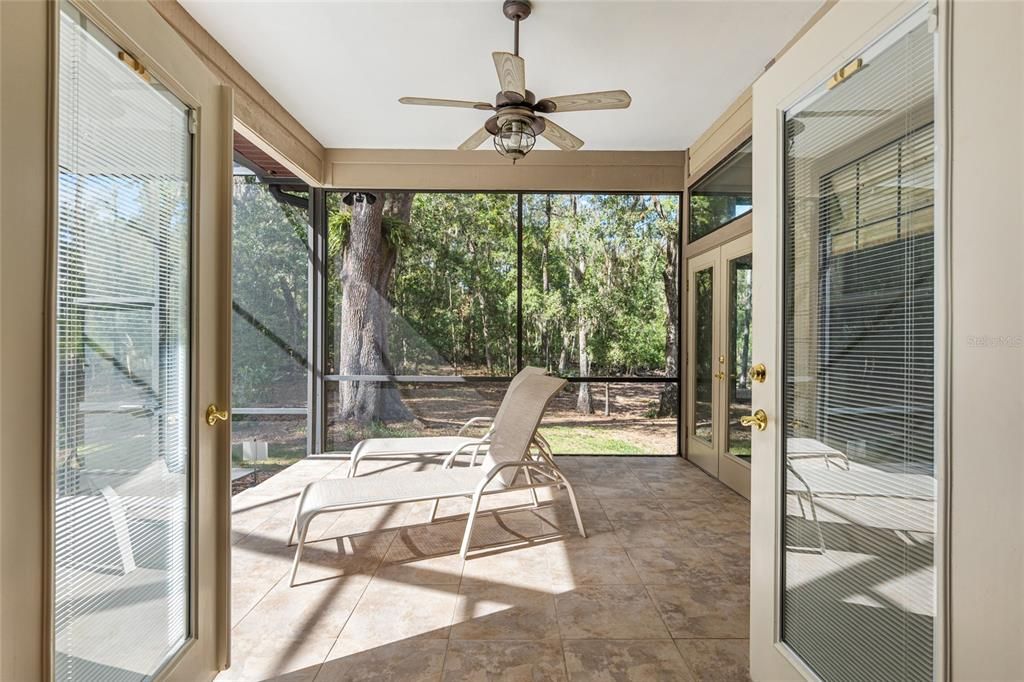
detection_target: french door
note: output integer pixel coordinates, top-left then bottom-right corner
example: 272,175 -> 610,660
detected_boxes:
51,2 -> 232,679
685,234 -> 753,497
749,2 -> 944,680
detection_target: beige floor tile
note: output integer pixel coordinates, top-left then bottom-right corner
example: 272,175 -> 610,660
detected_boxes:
443,640 -> 567,681
316,637 -> 448,682
226,456 -> 754,679
648,583 -> 749,639
675,639 -> 751,681
581,471 -> 655,500
533,500 -> 617,548
292,530 -> 394,585
461,542 -> 557,592
231,544 -> 295,626
597,498 -> 670,522
337,580 -> 459,647
563,639 -> 696,681
376,520 -> 467,585
216,634 -> 334,682
555,585 -> 670,640
610,518 -> 692,549
548,545 -> 643,589
451,582 -> 559,641
625,546 -> 734,587
233,573 -> 370,641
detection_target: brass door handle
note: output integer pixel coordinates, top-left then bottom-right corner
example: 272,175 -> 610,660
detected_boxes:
748,363 -> 767,383
740,409 -> 768,431
206,403 -> 228,426
714,371 -> 726,380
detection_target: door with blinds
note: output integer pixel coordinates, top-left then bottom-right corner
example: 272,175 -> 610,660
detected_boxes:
749,2 -> 943,680
53,2 -> 231,680
685,234 -> 754,498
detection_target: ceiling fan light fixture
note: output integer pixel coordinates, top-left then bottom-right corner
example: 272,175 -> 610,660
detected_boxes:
494,117 -> 536,161
342,191 -> 377,206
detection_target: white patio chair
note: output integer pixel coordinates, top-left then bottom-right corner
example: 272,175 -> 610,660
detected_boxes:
345,366 -> 548,477
286,373 -> 585,586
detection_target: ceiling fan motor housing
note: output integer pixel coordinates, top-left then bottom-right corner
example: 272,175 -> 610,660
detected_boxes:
502,0 -> 532,22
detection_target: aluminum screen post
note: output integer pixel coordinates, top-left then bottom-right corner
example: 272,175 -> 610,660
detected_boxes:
307,188 -> 327,455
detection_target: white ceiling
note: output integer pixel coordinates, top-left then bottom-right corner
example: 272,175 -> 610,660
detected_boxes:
181,0 -> 824,151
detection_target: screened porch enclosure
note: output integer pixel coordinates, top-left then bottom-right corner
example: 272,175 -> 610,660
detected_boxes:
230,159 -> 682,481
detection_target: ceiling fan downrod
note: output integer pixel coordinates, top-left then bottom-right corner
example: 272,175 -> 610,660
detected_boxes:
502,0 -> 531,57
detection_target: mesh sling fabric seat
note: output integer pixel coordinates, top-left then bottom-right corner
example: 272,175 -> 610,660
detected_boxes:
287,373 -> 585,586
345,366 -> 548,477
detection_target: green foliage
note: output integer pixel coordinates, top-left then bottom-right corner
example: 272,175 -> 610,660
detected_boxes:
234,187 -> 680,410
231,175 -> 309,407
521,194 -> 679,375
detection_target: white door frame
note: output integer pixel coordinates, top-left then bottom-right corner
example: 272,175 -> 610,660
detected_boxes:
686,247 -> 722,475
717,233 -> 753,499
748,1 -> 949,679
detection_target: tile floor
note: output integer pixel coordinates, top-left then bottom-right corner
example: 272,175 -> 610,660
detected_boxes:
221,455 -> 751,681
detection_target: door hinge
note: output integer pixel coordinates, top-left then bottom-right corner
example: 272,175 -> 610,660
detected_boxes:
188,110 -> 198,135
827,58 -> 864,90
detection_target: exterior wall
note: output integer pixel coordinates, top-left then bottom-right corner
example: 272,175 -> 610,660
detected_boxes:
948,1 -> 1024,677
687,88 -> 753,182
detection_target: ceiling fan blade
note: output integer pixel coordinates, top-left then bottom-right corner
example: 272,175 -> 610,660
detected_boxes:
458,126 -> 492,151
540,118 -> 584,151
492,52 -> 526,101
536,90 -> 631,113
399,97 -> 493,111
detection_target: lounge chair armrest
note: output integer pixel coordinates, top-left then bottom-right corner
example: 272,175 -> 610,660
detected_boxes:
442,439 -> 489,469
457,417 -> 494,436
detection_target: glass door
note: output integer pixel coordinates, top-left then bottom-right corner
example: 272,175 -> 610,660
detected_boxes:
749,5 -> 940,680
717,235 -> 753,497
685,235 -> 753,496
53,3 -> 231,679
686,249 -> 720,474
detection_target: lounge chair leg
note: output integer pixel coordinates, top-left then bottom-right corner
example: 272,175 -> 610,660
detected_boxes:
348,441 -> 366,478
287,485 -> 311,547
459,493 -> 483,559
524,467 -> 540,507
561,478 -> 587,538
428,498 -> 439,522
289,521 -> 310,587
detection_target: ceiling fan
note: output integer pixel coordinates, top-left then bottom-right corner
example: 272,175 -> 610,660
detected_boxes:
399,0 -> 632,161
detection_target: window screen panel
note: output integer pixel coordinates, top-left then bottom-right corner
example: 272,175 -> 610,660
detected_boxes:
781,12 -> 937,682
55,4 -> 192,680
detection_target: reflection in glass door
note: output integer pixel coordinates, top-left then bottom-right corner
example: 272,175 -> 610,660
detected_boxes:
54,4 -> 193,679
693,267 -> 716,445
726,252 -> 753,460
686,250 -> 719,474
780,12 -> 937,680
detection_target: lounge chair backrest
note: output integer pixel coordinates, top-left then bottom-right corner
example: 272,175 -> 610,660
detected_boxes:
481,373 -> 566,486
491,366 -> 547,426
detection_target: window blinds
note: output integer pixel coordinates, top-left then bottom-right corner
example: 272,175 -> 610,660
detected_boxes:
781,12 -> 937,682
55,4 -> 192,680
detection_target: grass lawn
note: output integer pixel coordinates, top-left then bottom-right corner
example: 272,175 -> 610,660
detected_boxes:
540,425 -> 650,455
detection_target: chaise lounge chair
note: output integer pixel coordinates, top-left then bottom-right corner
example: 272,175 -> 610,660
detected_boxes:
345,366 -> 548,477
287,373 -> 586,586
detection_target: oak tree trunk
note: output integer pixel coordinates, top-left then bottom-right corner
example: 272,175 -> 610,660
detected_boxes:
337,193 -> 415,423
